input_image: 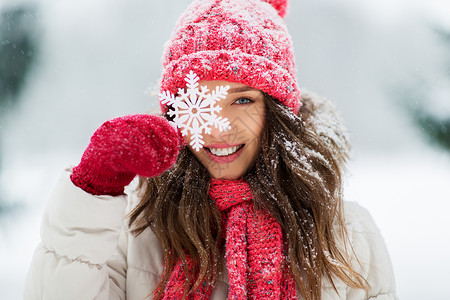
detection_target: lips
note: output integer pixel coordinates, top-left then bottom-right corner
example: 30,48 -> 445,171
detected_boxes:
204,144 -> 245,164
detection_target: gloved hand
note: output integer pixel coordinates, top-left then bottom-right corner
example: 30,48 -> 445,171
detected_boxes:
70,114 -> 182,196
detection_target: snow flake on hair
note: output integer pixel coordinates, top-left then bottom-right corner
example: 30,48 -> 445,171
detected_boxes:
159,71 -> 231,151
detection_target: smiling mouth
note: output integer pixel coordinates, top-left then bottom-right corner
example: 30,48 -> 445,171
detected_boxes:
205,144 -> 245,157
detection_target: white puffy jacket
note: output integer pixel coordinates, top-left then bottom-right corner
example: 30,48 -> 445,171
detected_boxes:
24,167 -> 398,299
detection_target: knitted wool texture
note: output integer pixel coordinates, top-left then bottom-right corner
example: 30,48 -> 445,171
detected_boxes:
161,178 -> 297,299
159,0 -> 300,114
71,115 -> 180,196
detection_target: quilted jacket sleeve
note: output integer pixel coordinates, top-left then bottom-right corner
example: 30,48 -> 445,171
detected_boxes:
344,202 -> 398,300
24,167 -> 129,300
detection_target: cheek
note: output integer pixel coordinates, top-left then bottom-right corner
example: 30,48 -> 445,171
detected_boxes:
226,107 -> 265,144
245,106 -> 266,141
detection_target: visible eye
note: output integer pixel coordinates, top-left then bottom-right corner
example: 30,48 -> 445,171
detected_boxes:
234,97 -> 253,105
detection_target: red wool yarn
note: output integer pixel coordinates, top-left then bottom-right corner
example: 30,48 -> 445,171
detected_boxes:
264,0 -> 289,18
71,114 -> 181,196
159,0 -> 300,115
161,178 -> 297,299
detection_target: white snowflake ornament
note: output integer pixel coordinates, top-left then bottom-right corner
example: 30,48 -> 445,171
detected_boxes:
159,71 -> 231,151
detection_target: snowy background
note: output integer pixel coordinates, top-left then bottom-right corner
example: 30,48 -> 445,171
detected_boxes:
1,0 -> 450,299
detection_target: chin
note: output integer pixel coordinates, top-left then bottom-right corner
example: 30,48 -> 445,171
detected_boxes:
208,168 -> 245,180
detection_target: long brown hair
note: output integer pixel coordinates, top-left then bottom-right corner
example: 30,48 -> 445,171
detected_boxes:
129,92 -> 368,299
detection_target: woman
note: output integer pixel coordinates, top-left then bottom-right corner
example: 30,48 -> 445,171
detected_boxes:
25,0 -> 397,299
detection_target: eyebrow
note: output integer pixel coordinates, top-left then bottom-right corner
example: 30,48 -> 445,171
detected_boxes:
228,86 -> 259,94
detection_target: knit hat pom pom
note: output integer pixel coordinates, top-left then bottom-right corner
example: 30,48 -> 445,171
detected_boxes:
262,0 -> 289,18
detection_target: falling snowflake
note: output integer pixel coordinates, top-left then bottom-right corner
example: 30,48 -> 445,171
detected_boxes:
159,71 -> 231,151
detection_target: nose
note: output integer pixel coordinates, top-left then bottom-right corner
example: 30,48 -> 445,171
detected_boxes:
208,124 -> 231,141
208,119 -> 231,141
207,108 -> 236,141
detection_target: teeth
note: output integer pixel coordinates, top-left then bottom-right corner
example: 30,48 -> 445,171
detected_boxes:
209,145 -> 241,156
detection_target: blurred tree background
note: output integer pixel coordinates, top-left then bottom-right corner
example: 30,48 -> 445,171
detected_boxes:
0,4 -> 40,215
400,26 -> 450,152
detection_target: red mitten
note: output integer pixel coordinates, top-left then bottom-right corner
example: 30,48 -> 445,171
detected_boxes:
71,114 -> 181,196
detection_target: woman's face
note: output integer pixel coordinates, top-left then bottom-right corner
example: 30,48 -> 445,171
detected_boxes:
185,80 -> 266,180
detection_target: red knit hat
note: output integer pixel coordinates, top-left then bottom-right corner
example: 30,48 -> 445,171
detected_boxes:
159,0 -> 300,114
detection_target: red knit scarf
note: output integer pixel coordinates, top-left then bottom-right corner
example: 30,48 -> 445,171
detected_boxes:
160,178 -> 297,299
